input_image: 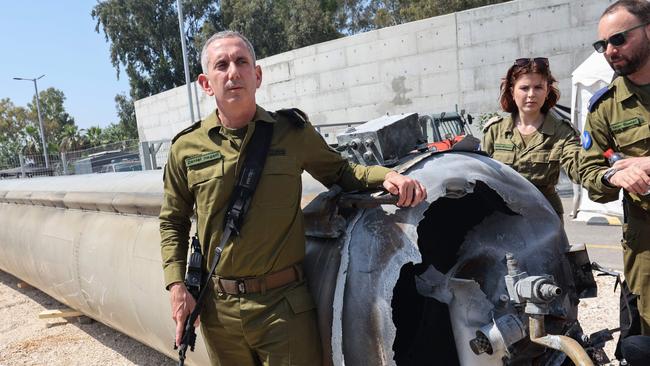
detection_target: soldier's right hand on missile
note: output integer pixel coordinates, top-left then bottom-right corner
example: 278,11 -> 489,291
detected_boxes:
383,171 -> 427,207
169,282 -> 199,346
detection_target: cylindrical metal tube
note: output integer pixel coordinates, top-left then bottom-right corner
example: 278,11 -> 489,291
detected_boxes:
529,315 -> 594,366
0,152 -> 589,365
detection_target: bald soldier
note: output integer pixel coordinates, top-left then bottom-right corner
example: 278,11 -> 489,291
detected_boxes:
578,0 -> 650,339
159,31 -> 426,365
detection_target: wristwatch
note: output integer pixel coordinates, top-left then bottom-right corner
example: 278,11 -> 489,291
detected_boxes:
602,167 -> 618,188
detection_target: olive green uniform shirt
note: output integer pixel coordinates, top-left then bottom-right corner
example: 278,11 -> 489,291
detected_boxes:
579,76 -> 650,210
160,106 -> 392,288
482,112 -> 581,215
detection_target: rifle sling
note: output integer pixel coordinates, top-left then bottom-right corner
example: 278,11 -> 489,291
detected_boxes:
183,121 -> 274,330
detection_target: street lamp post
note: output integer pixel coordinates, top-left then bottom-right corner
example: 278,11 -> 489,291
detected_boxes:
177,0 -> 196,125
13,75 -> 50,168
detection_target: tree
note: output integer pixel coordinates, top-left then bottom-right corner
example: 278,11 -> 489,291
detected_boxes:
92,0 -> 220,100
221,0 -> 339,59
86,126 -> 104,147
0,99 -> 29,163
59,125 -> 86,153
26,87 -> 75,153
22,125 -> 42,156
114,93 -> 138,140
101,123 -> 131,143
334,0 -> 511,33
93,0 -> 342,101
91,0 -> 510,117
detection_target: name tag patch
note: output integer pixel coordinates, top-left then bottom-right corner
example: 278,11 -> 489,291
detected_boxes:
611,117 -> 644,133
185,151 -> 222,168
268,149 -> 286,156
494,143 -> 515,151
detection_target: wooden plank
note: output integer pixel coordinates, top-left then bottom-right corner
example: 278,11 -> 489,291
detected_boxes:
38,309 -> 84,319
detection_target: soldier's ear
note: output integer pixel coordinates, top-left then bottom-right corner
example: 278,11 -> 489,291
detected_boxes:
198,74 -> 214,96
255,65 -> 262,89
196,74 -> 214,96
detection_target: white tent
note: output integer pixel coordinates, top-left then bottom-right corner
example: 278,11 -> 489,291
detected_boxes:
570,51 -> 623,221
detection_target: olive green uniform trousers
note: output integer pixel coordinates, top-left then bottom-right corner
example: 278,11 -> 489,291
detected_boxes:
622,203 -> 650,334
200,280 -> 321,366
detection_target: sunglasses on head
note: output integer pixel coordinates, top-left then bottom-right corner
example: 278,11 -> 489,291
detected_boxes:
514,57 -> 549,67
593,22 -> 649,53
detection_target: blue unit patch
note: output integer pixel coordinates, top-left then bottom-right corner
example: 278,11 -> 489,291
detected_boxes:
582,130 -> 592,150
588,86 -> 609,112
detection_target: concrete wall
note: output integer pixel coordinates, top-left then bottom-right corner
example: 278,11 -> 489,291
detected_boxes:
135,0 -> 613,142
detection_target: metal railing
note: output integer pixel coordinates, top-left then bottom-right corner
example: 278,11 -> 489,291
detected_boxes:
0,140 -> 141,179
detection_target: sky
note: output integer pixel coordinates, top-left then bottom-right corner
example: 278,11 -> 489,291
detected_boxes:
0,1 -> 130,129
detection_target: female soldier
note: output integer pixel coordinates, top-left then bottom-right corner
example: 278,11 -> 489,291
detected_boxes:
482,58 -> 581,219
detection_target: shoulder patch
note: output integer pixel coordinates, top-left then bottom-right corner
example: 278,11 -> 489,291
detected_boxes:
482,115 -> 503,132
171,120 -> 202,144
588,86 -> 611,113
275,108 -> 308,128
581,130 -> 592,150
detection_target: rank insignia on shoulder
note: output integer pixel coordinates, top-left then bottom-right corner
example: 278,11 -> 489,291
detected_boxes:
588,86 -> 610,113
276,108 -> 308,128
581,131 -> 592,150
482,115 -> 503,132
185,151 -> 222,168
171,120 -> 202,144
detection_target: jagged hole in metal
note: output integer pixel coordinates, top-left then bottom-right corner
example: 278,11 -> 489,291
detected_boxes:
391,181 -> 516,366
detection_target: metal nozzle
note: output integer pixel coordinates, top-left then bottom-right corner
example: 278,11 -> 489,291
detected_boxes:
539,284 -> 562,301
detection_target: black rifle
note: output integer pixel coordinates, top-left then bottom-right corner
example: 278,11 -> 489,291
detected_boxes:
175,235 -> 203,366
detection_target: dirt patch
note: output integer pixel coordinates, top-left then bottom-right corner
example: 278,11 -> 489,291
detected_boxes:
578,274 -> 623,364
0,270 -> 174,366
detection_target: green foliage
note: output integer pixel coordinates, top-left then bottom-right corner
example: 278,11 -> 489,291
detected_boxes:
91,0 -> 510,106
0,88 -> 139,169
114,93 -> 138,140
221,0 -> 339,59
86,126 -> 105,147
59,125 -> 86,153
334,0 -> 510,34
26,87 -> 75,153
92,0 -> 219,100
0,99 -> 29,158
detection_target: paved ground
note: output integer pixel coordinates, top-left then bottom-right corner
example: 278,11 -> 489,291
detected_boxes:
561,196 -> 624,271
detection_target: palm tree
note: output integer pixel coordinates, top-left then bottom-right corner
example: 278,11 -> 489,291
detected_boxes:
86,126 -> 104,147
59,124 -> 86,153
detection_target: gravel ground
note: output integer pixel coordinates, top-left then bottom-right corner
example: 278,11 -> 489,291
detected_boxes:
1,267 -> 623,365
578,275 -> 622,365
0,270 -> 175,366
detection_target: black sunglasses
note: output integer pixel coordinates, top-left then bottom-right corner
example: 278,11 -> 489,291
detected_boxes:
514,57 -> 549,67
593,22 -> 649,53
